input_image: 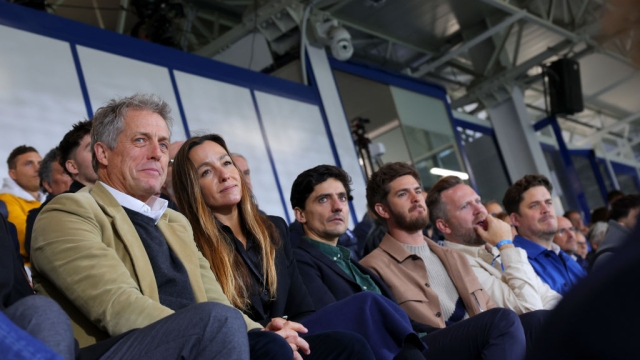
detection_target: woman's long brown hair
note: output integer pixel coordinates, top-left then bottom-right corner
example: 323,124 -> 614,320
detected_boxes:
172,134 -> 281,310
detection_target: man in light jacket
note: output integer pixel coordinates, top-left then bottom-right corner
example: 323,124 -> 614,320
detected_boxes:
429,176 -> 561,314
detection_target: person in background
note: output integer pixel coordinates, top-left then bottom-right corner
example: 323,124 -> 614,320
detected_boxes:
495,211 -> 518,238
552,216 -> 588,271
483,200 -> 504,216
591,194 -> 640,271
161,141 -> 184,206
58,120 -> 98,192
0,146 -> 44,266
564,210 -> 588,236
606,190 -> 624,208
575,232 -> 589,260
24,148 -> 72,260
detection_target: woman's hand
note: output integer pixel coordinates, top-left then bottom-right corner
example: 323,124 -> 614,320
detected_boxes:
263,317 -> 310,360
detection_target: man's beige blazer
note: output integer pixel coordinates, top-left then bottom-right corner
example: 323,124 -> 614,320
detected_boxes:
31,182 -> 261,347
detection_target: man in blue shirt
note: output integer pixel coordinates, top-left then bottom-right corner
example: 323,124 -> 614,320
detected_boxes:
502,174 -> 586,295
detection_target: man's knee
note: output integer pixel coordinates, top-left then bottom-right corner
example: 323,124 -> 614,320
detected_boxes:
5,295 -> 68,326
485,307 -> 520,331
188,302 -> 245,330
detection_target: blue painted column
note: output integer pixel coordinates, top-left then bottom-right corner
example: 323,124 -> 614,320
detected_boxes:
536,115 -> 591,222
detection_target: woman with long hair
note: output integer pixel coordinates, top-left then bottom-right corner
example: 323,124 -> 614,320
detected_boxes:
173,134 -> 425,360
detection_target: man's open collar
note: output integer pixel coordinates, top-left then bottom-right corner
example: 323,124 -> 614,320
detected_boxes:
513,235 -> 547,258
378,233 -> 420,262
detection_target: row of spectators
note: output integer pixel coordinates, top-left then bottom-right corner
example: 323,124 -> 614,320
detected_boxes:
1,93 -> 639,360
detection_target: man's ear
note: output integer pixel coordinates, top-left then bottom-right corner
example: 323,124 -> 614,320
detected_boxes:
374,203 -> 390,220
8,169 -> 17,181
65,159 -> 79,176
294,207 -> 306,224
435,219 -> 451,235
42,181 -> 53,194
509,212 -> 521,227
94,142 -> 109,167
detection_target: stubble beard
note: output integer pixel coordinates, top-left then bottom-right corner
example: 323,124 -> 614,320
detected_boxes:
390,206 -> 429,232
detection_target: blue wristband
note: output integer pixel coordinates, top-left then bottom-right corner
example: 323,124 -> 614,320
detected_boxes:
496,240 -> 513,250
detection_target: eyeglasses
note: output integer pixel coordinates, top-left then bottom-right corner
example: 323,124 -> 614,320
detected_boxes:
556,227 -> 577,236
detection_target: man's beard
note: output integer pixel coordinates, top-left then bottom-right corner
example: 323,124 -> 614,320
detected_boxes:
390,205 -> 429,232
452,225 -> 485,246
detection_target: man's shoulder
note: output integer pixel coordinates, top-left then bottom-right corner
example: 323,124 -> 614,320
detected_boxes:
359,246 -> 390,268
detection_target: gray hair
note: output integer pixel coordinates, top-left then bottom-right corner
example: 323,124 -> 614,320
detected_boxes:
39,147 -> 60,191
588,221 -> 609,248
91,94 -> 173,172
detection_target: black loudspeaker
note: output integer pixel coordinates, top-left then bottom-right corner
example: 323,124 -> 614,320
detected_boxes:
547,58 -> 584,115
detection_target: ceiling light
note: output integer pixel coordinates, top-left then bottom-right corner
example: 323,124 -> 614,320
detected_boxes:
430,167 -> 470,180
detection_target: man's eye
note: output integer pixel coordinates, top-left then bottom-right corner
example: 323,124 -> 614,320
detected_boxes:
339,195 -> 347,201
319,197 -> 327,203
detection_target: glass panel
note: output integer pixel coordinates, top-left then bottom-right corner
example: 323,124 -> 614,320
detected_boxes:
370,127 -> 412,167
457,126 -> 510,204
542,147 -> 581,212
571,155 -> 605,210
389,86 -> 466,186
616,173 -> 639,194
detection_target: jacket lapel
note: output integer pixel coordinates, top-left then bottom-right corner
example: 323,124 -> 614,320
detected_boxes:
90,183 -> 160,302
299,239 -> 357,285
428,239 -> 482,314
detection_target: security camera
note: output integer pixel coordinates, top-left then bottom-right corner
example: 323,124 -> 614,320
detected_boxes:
328,25 -> 353,61
312,19 -> 354,61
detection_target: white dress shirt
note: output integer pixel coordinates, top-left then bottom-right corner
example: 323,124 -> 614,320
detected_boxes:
101,182 -> 168,225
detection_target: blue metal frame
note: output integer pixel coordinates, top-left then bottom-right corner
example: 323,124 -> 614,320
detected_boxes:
329,58 -> 480,193
69,43 -> 93,119
536,116 -> 591,220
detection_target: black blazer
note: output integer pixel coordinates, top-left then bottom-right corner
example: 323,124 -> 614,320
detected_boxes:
294,237 -> 438,334
247,216 -> 315,326
294,237 -> 396,310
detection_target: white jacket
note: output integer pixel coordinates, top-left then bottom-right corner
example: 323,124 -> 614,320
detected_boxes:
444,240 -> 561,314
0,177 -> 46,202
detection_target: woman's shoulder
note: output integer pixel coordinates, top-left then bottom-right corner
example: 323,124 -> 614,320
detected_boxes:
266,215 -> 288,234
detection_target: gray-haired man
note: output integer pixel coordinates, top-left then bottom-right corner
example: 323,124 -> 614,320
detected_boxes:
31,94 -> 293,359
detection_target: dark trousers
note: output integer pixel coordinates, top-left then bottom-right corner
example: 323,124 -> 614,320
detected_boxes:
302,330 -> 375,360
98,302 -> 252,360
301,292 -> 422,360
422,308 -> 526,360
248,330 -> 293,360
519,310 -> 550,359
4,295 -> 75,360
